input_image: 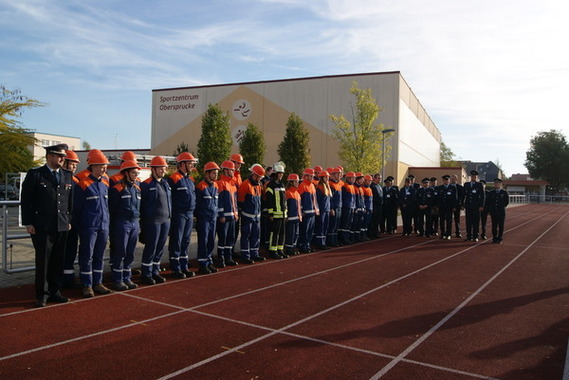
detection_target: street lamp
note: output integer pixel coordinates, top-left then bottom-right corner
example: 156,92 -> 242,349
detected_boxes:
381,128 -> 396,179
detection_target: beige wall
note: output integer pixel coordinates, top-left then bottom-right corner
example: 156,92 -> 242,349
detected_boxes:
28,132 -> 81,163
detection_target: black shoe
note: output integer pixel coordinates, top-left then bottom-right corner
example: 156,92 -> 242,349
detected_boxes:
152,274 -> 166,283
182,270 -> 196,278
216,261 -> 226,268
47,294 -> 70,303
141,276 -> 155,285
111,281 -> 129,291
197,266 -> 211,275
62,280 -> 83,290
208,265 -> 218,273
473,238 -> 479,242
35,299 -> 46,308
131,268 -> 142,276
225,260 -> 238,266
299,247 -> 310,253
456,234 -> 462,238
252,256 -> 266,262
269,252 -> 283,259
481,234 -> 487,240
172,271 -> 186,279
241,258 -> 254,264
124,280 -> 138,289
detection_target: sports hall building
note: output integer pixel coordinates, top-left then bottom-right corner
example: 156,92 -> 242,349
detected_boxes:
151,71 -> 441,185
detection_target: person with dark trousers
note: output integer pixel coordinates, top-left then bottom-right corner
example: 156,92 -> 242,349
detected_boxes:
463,170 -> 486,242
327,167 -> 343,246
216,160 -> 239,267
238,164 -> 266,263
479,180 -> 489,239
487,178 -> 509,243
265,162 -> 288,258
368,173 -> 383,238
414,178 -> 434,237
21,144 -> 73,307
437,175 -> 458,240
429,177 -> 440,236
339,172 -> 356,244
61,149 -> 81,289
284,174 -> 302,256
450,174 -> 465,238
399,178 -> 416,236
381,176 -> 399,234
195,162 -> 220,274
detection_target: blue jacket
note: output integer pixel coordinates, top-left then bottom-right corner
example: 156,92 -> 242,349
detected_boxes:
109,180 -> 141,222
167,170 -> 196,214
196,179 -> 219,220
238,176 -> 262,221
140,177 -> 172,221
73,174 -> 110,230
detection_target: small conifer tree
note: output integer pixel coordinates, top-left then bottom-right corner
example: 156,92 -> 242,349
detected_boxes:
239,122 -> 266,178
196,104 -> 232,174
277,113 -> 311,177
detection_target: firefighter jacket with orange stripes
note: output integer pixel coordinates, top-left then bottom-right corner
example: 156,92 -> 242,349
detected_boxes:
109,180 -> 141,221
354,183 -> 365,214
217,174 -> 238,220
238,176 -> 262,221
233,170 -> 243,188
329,179 -> 343,209
167,170 -> 196,214
297,179 -> 319,216
341,181 -> 356,209
363,184 -> 373,212
285,187 -> 302,222
265,179 -> 287,219
196,179 -> 219,220
316,182 -> 332,213
72,174 -> 110,229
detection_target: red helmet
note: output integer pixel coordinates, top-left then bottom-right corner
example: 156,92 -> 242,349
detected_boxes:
120,160 -> 141,172
86,149 -> 102,163
319,170 -> 330,177
355,172 -> 364,178
121,151 -> 137,162
221,160 -> 235,170
230,153 -> 244,164
176,152 -> 197,163
303,168 -> 315,176
287,173 -> 300,181
204,161 -> 220,172
364,174 -> 373,180
65,150 -> 80,163
250,164 -> 265,176
337,166 -> 344,172
313,165 -> 323,172
150,156 -> 168,167
345,172 -> 356,178
88,152 -> 110,165
329,167 -> 341,174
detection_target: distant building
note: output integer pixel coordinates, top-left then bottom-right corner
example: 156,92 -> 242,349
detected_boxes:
26,131 -> 81,163
504,174 -> 548,195
459,161 -> 503,182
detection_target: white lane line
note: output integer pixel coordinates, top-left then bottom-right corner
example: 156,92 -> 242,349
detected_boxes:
369,209 -> 569,379
563,337 -> 569,380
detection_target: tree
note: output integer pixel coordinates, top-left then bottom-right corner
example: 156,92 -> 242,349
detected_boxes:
82,140 -> 91,150
330,82 -> 389,173
196,104 -> 232,173
277,113 -> 311,176
239,122 -> 266,178
525,129 -> 569,194
173,142 -> 191,156
0,86 -> 44,179
440,140 -> 461,167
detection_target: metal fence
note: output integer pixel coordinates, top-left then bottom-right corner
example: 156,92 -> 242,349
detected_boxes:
1,201 -> 33,274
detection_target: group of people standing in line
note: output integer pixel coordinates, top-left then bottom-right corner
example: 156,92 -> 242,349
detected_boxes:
20,144 -> 509,308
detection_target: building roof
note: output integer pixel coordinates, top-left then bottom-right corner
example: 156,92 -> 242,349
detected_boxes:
503,179 -> 549,186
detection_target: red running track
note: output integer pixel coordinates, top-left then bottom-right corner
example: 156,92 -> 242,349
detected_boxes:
1,204 -> 568,379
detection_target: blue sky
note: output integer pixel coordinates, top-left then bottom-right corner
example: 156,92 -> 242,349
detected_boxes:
1,0 -> 568,175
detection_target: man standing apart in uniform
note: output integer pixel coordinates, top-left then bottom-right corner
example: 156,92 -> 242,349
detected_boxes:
463,170 -> 485,242
21,144 -> 73,307
487,178 -> 509,243
140,156 -> 171,285
167,152 -> 197,279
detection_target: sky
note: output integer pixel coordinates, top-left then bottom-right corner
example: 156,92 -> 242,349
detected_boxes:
1,0 -> 568,176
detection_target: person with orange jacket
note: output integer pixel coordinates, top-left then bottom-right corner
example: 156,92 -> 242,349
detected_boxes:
238,164 -> 266,264
362,174 -> 374,240
339,172 -> 356,244
140,156 -> 171,285
109,151 -> 138,187
216,160 -> 239,267
315,170 -> 332,249
284,173 -> 302,256
352,173 -> 366,242
297,168 -> 319,253
167,152 -> 197,279
230,153 -> 245,260
195,162 -> 220,274
327,167 -> 343,247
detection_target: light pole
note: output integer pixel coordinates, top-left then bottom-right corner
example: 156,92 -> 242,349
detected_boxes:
381,128 -> 396,179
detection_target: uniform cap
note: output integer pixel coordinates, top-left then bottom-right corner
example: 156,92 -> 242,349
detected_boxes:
176,152 -> 197,162
150,156 -> 168,167
287,173 -> 300,181
250,164 -> 265,176
89,152 -> 110,165
204,161 -> 220,172
386,176 -> 394,181
45,144 -> 68,156
470,170 -> 479,176
221,160 -> 235,170
422,177 -> 430,183
493,178 -> 503,183
120,160 -> 141,172
430,177 -> 437,181
65,150 -> 80,163
230,153 -> 244,164
442,174 -> 451,179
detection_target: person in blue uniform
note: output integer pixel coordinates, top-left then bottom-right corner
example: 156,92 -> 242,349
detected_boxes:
238,164 -> 266,264
21,144 -> 73,307
61,149 -> 82,289
108,160 -> 141,290
216,160 -> 239,267
73,151 -> 112,298
195,162 -> 220,274
315,170 -> 332,249
140,156 -> 171,285
167,152 -> 197,279
382,176 -> 399,234
450,174 -> 465,238
436,175 -> 458,240
399,177 -> 416,236
339,172 -> 356,244
284,174 -> 302,256
265,162 -> 288,259
368,173 -> 383,239
429,177 -> 440,236
463,170 -> 486,242
479,180 -> 489,239
327,167 -> 343,246
487,178 -> 509,243
415,178 -> 434,237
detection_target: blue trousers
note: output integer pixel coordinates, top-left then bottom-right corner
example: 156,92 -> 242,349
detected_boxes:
79,227 -> 109,287
299,213 -> 315,250
168,212 -> 193,272
314,211 -> 329,246
327,207 -> 341,245
240,218 -> 260,260
141,220 -> 170,277
285,220 -> 300,253
111,219 -> 139,282
197,216 -> 216,267
339,208 -> 354,243
63,226 -> 78,284
217,219 -> 235,262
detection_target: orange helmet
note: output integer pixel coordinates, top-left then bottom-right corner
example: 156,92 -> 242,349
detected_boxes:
204,161 -> 220,172
120,160 -> 141,172
150,156 -> 168,167
176,152 -> 197,163
313,165 -> 323,172
287,173 -> 300,181
230,153 -> 244,164
221,160 -> 235,170
319,170 -> 330,177
65,150 -> 80,163
364,174 -> 373,180
355,172 -> 364,178
329,167 -> 341,174
345,172 -> 356,178
121,151 -> 137,162
88,152 -> 110,165
337,166 -> 344,172
250,164 -> 265,176
86,149 -> 102,163
303,168 -> 315,176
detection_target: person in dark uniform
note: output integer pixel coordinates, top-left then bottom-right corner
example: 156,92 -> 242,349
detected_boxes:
398,178 -> 416,236
487,178 -> 509,243
415,178 -> 434,237
368,173 -> 383,238
382,176 -> 399,234
429,177 -> 440,236
450,174 -> 464,238
21,144 -> 73,307
437,174 -> 458,240
407,174 -> 421,234
479,180 -> 489,239
463,170 -> 486,242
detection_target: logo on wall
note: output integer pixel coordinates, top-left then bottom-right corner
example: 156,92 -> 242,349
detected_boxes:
232,99 -> 251,120
232,125 -> 247,145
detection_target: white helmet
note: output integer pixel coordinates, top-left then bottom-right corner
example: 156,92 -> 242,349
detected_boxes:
273,161 -> 286,173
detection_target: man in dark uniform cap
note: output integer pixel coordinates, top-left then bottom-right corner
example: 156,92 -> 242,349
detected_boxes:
21,144 -> 74,307
486,178 -> 509,243
463,170 -> 486,241
436,174 -> 458,239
